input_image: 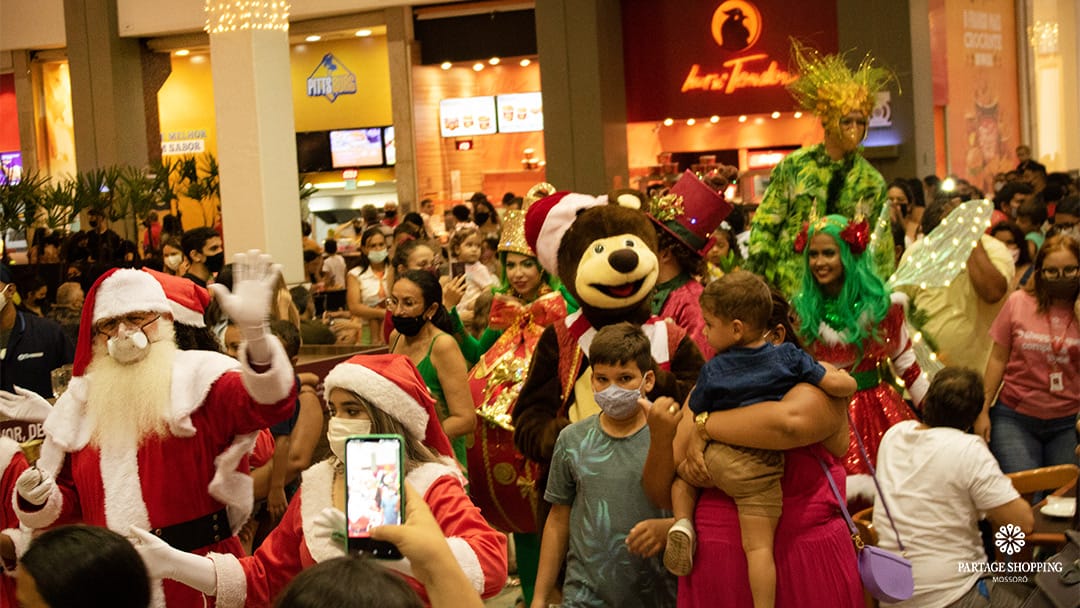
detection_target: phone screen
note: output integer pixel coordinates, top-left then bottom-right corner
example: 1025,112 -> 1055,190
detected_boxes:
345,435 -> 404,558
451,262 -> 467,278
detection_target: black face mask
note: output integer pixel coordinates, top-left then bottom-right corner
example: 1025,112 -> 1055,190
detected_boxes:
392,314 -> 427,337
88,220 -> 99,229
474,212 -> 490,225
384,210 -> 397,219
1044,278 -> 1079,301
205,252 -> 225,273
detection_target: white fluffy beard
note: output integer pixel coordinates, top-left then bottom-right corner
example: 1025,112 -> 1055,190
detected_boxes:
85,322 -> 177,449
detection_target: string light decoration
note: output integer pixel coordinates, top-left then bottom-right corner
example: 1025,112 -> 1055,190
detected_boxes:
204,1 -> 290,34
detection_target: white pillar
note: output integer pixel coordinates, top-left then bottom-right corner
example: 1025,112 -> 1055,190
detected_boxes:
208,27 -> 303,282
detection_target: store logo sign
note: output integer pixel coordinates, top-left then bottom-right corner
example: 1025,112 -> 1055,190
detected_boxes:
307,53 -> 357,102
681,0 -> 796,95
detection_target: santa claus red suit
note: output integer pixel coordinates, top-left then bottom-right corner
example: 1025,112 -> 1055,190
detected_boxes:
9,258 -> 296,607
0,436 -> 31,607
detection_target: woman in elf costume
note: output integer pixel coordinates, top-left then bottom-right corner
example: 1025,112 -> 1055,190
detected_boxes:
791,214 -> 928,500
453,187 -> 576,607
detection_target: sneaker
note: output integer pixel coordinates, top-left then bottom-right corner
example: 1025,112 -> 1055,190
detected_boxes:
664,518 -> 696,576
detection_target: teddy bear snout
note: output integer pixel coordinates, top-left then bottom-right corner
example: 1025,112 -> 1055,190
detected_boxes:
607,249 -> 640,273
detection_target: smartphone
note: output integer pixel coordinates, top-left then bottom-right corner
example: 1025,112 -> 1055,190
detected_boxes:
345,434 -> 405,559
451,261 -> 467,278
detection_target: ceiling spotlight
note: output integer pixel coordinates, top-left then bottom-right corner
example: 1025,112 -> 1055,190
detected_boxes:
175,49 -> 190,57
440,61 -> 452,70
355,29 -> 373,37
663,118 -> 674,126
709,115 -> 720,123
305,35 -> 321,42
489,57 -> 500,65
771,111 -> 781,119
738,115 -> 747,123
793,111 -> 803,118
472,62 -> 484,72
686,118 -> 696,126
519,58 -> 531,67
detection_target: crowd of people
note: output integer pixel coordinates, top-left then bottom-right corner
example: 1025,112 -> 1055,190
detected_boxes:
0,46 -> 1078,608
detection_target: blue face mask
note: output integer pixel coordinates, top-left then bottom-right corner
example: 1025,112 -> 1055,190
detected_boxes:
594,374 -> 650,420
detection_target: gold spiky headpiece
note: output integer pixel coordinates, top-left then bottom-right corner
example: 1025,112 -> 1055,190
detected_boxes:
786,39 -> 895,126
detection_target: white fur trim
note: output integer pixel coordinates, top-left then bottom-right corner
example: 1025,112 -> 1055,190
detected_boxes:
237,336 -> 294,405
323,363 -> 428,440
406,462 -> 465,497
816,322 -> 848,347
43,379 -> 94,452
100,436 -> 152,538
0,436 -> 20,472
846,474 -> 877,504
93,269 -> 172,323
1,526 -> 31,574
168,300 -> 206,327
208,552 -> 247,608
208,432 -> 258,534
168,350 -> 239,437
36,437 -> 65,479
446,536 -> 486,595
889,291 -> 909,309
300,460 -> 346,564
12,476 -> 63,529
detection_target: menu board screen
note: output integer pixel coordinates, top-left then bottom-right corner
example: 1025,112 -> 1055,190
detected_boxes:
439,96 -> 497,137
330,128 -> 384,168
496,93 -> 543,133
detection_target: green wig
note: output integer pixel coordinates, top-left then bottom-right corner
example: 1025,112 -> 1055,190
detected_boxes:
791,214 -> 891,353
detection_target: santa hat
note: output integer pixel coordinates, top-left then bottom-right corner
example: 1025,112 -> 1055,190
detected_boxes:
72,268 -> 172,377
322,354 -> 454,458
144,269 -> 210,327
524,191 -> 605,276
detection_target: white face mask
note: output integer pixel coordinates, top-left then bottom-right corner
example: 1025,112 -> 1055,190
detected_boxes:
107,326 -> 151,364
327,417 -> 373,461
594,372 -> 651,421
164,253 -> 183,270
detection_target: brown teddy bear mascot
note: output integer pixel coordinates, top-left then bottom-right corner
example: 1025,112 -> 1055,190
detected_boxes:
512,192 -> 706,527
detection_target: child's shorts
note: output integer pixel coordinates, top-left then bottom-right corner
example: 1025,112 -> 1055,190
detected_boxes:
703,442 -> 784,519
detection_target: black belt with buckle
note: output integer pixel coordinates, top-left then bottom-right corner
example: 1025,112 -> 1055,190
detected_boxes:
151,508 -> 230,553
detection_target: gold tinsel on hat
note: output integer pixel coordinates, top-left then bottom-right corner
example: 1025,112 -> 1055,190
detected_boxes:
786,39 -> 896,126
499,183 -> 554,256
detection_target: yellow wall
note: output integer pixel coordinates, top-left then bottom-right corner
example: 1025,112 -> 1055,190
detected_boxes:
290,37 -> 392,131
157,36 -> 395,224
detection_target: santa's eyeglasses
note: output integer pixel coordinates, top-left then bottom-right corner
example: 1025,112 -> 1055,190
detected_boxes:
95,312 -> 161,338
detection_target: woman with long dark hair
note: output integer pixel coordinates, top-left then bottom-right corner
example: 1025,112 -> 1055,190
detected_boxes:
389,270 -> 476,468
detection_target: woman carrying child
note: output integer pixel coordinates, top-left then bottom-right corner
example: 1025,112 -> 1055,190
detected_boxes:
645,289 -> 863,607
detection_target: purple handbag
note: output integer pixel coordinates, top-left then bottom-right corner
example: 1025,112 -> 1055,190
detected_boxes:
817,418 -> 914,602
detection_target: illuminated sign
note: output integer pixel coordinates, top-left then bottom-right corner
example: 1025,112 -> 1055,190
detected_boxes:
622,0 -> 838,121
306,54 -> 357,103
747,149 -> 791,169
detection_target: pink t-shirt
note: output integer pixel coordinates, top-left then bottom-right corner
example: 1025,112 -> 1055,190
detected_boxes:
989,290 -> 1080,419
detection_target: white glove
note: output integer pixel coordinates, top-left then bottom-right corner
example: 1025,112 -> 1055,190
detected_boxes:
208,249 -> 281,363
15,468 -> 54,506
0,385 -> 53,423
128,526 -> 218,595
312,507 -> 347,553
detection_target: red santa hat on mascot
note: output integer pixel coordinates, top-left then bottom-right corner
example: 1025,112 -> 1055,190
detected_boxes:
72,268 -> 173,376
322,353 -> 455,459
524,191 -> 605,276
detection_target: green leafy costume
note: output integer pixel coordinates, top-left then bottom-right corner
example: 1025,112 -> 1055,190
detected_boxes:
746,143 -> 894,296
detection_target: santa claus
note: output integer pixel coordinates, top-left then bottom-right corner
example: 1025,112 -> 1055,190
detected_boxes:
0,250 -> 297,607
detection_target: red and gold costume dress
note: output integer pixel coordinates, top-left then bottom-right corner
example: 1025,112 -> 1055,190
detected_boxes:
807,299 -> 928,481
466,291 -> 569,533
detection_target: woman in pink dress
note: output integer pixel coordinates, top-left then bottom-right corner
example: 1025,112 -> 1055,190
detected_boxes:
645,289 -> 863,607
